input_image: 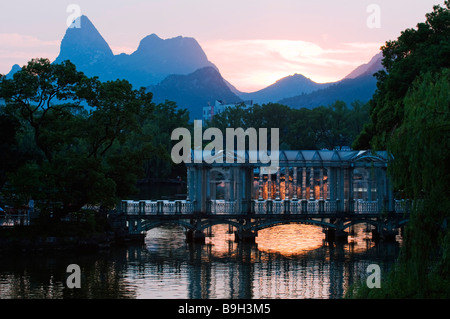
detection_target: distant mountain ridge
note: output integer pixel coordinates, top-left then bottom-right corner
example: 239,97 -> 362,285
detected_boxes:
55,15 -> 113,64
54,15 -> 216,88
278,53 -> 383,109
344,52 -> 383,79
5,14 -> 384,118
279,72 -> 379,109
238,73 -> 332,105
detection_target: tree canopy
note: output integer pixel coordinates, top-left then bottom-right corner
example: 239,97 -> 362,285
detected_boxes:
353,1 -> 450,150
206,100 -> 369,151
349,1 -> 450,298
0,58 -> 188,219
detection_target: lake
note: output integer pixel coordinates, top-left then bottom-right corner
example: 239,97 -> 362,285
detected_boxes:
0,222 -> 401,299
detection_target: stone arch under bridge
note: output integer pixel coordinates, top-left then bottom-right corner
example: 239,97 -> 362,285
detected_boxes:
125,212 -> 409,243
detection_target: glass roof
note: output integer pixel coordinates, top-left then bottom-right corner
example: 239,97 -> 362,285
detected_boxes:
189,149 -> 389,165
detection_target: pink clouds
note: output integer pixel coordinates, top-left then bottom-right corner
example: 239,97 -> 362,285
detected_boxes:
0,0 -> 444,89
0,33 -> 59,74
201,39 -> 382,92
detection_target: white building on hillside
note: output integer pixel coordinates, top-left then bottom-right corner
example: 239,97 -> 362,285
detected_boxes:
203,100 -> 253,122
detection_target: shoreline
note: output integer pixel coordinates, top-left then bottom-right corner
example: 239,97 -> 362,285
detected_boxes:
0,227 -> 146,253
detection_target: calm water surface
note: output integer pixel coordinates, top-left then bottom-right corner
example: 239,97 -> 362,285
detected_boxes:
0,183 -> 401,299
0,223 -> 401,299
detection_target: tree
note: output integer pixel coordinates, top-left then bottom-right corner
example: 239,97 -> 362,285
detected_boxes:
206,100 -> 370,150
141,100 -> 190,180
247,103 -> 293,149
208,102 -> 293,149
350,69 -> 450,298
286,108 -> 319,150
0,110 -> 25,189
210,102 -> 250,130
0,58 -> 154,219
388,70 -> 450,290
347,100 -> 370,145
349,1 -> 450,297
353,1 -> 450,150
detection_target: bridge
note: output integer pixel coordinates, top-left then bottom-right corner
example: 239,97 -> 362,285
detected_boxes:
117,150 -> 411,243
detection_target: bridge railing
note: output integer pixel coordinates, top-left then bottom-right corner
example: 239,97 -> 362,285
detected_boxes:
354,200 -> 379,214
121,200 -> 195,215
251,199 -> 331,214
394,199 -> 414,214
121,199 -> 410,216
209,200 -> 237,215
1,214 -> 30,227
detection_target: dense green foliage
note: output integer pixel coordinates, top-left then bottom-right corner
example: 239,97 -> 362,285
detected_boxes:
353,1 -> 450,150
349,2 -> 450,298
207,100 -> 369,150
0,58 -> 188,219
141,100 -> 190,180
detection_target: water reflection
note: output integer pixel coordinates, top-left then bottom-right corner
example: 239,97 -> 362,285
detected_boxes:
140,224 -> 400,299
0,224 -> 400,299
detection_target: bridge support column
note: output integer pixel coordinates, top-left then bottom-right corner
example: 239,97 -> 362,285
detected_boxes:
381,229 -> 397,241
128,219 -> 142,234
235,219 -> 257,243
372,222 -> 398,242
186,229 -> 206,243
186,218 -> 206,243
326,219 -> 348,243
325,228 -> 348,243
335,230 -> 348,242
234,229 -> 257,243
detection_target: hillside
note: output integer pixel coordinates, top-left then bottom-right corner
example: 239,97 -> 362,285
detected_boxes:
148,67 -> 241,120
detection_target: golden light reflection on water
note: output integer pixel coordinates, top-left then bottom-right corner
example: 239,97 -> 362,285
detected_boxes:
204,223 -> 400,258
204,223 -> 327,258
256,224 -> 325,256
143,223 -> 401,299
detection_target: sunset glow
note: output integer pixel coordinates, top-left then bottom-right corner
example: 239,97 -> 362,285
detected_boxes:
0,0 -> 444,92
201,39 -> 382,92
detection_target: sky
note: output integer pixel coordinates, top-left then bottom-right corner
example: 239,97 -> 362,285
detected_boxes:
0,0 -> 445,92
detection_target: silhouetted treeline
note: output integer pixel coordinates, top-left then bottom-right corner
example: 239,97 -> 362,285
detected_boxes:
206,100 -> 370,150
